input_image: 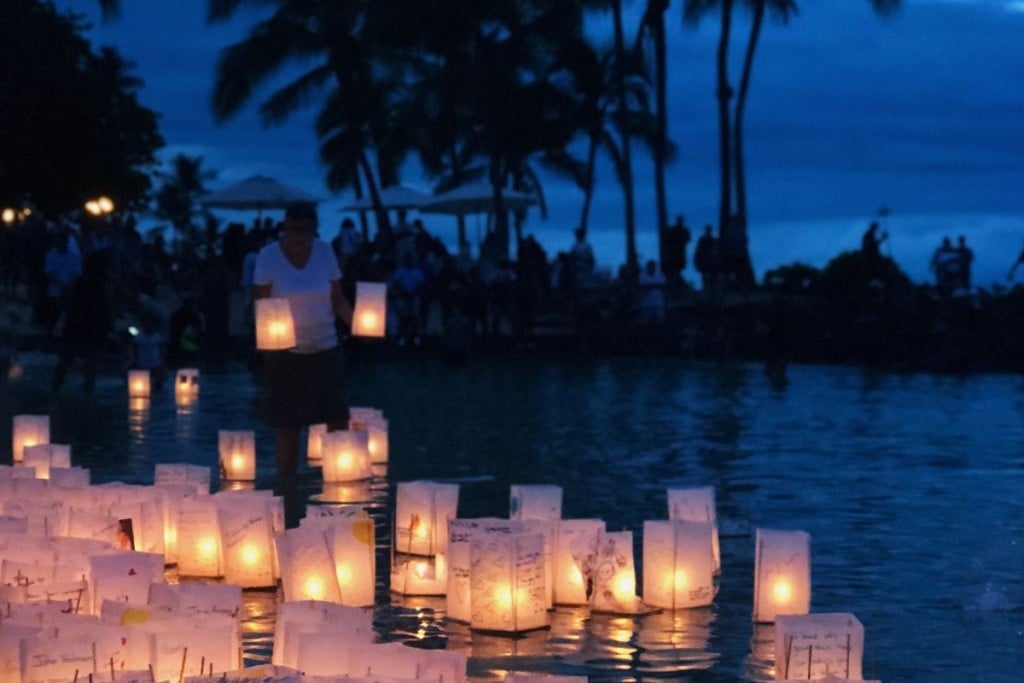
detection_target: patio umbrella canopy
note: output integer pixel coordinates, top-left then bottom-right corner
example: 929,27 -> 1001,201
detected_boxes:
419,181 -> 536,215
202,175 -> 320,213
342,185 -> 429,212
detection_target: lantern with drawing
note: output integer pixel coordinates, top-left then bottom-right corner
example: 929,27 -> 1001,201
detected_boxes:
667,485 -> 720,574
127,369 -> 151,398
351,281 -> 387,337
586,530 -> 645,614
394,480 -> 459,556
469,531 -> 548,633
753,528 -> 811,623
321,430 -> 372,483
642,520 -> 715,609
218,430 -> 257,482
254,297 -> 296,350
12,414 -> 49,463
553,519 -> 605,605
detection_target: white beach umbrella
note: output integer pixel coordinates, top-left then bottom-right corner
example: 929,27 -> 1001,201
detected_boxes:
202,175 -> 321,217
419,181 -> 537,216
341,185 -> 430,211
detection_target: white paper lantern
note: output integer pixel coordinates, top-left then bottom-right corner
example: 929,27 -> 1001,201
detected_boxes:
90,551 -> 165,615
155,463 -> 211,496
127,369 -> 151,398
272,600 -> 374,667
254,297 -> 296,350
22,442 -> 71,479
642,520 -> 715,609
218,430 -> 257,482
470,531 -> 548,633
176,498 -> 223,577
218,501 -> 276,588
390,553 -> 447,596
394,480 -> 459,557
775,613 -> 865,681
667,486 -> 720,574
11,414 -> 49,464
365,420 -> 389,464
447,518 -> 514,622
321,430 -> 372,483
552,519 -> 605,605
753,528 -> 811,623
510,484 -> 563,520
325,512 -> 376,606
145,614 -> 240,681
174,367 -> 199,397
586,530 -> 644,614
307,423 -> 327,464
277,525 -> 342,603
352,281 -> 387,337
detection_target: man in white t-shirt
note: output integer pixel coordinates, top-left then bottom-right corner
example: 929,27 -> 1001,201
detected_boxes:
252,202 -> 354,483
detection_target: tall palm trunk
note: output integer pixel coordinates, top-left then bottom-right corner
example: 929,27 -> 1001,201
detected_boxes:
490,156 -> 510,260
579,133 -> 600,232
730,0 -> 764,288
357,151 -> 391,245
648,0 -> 670,274
612,0 -> 638,276
715,0 -> 735,251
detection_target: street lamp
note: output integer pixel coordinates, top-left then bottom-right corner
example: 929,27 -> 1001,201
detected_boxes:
85,195 -> 115,216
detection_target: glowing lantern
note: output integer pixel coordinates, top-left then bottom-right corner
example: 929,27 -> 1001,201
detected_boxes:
306,423 -> 327,464
22,443 -> 71,480
176,498 -> 223,577
127,369 -> 151,398
277,525 -> 342,603
394,480 -> 459,557
447,518 -> 514,622
273,601 -> 374,668
351,281 -> 387,337
254,297 -> 296,350
174,367 -> 199,404
469,532 -> 547,633
553,519 -> 605,605
12,414 -> 49,463
366,420 -> 389,464
753,528 -> 811,623
321,430 -> 372,483
219,502 -> 276,588
510,484 -> 563,520
775,613 -> 865,681
642,520 -> 715,610
218,430 -> 257,482
323,511 -> 376,606
90,551 -> 164,614
155,463 -> 211,496
667,486 -> 720,574
390,553 -> 447,596
585,530 -> 645,614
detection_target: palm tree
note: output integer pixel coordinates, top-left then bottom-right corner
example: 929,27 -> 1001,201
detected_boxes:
154,154 -> 216,258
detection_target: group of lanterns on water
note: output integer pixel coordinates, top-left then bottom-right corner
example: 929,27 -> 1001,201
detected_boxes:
0,284 -> 879,683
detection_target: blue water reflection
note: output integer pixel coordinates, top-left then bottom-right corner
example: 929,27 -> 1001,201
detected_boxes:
3,354 -> 1024,681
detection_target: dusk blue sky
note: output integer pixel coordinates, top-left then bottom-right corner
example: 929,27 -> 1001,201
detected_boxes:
58,0 -> 1024,286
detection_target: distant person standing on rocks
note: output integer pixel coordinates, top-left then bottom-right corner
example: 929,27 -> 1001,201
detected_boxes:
861,221 -> 887,262
694,225 -> 718,290
955,235 -> 973,290
252,201 -> 354,479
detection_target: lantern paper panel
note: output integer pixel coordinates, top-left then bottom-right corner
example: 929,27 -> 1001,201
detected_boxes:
553,519 -> 605,605
774,613 -> 865,682
352,281 -> 387,337
394,481 -> 459,556
146,614 -> 240,681
447,518 -> 514,622
219,502 -> 276,588
321,430 -> 372,483
667,486 -> 720,573
307,423 -> 327,464
390,553 -> 447,596
583,530 -> 644,614
514,519 -> 556,609
175,367 -> 200,397
349,406 -> 385,427
642,520 -> 715,610
470,532 -> 548,633
365,420 -> 389,464
324,513 -> 376,607
176,498 -> 223,577
127,369 -> 151,398
0,623 -> 37,681
49,466 -> 90,489
148,582 -> 242,625
20,630 -> 96,683
90,551 -> 165,615
54,620 -> 142,676
272,600 -> 373,667
0,515 -> 28,534
754,528 -> 811,623
22,443 -> 71,480
277,526 -> 342,603
218,430 -> 257,482
509,484 -> 563,521
155,463 -> 211,496
12,414 -> 49,464
255,297 -> 296,350
66,509 -> 121,547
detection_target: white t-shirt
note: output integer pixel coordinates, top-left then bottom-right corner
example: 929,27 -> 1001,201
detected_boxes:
253,239 -> 341,353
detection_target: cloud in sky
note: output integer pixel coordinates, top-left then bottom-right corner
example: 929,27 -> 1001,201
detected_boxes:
57,0 -> 1023,286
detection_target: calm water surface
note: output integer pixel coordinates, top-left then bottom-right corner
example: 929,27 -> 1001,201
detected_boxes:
3,352 -> 1023,682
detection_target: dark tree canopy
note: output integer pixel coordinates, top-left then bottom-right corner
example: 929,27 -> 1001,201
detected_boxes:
0,0 -> 163,213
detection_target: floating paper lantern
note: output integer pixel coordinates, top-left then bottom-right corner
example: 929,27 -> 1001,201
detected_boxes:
12,414 -> 49,464
321,430 -> 372,483
642,520 -> 715,610
667,486 -> 720,574
22,443 -> 71,480
274,601 -> 374,668
753,528 -> 811,623
306,423 -> 327,464
510,484 -> 563,520
352,281 -> 387,337
469,531 -> 547,633
155,463 -> 211,495
775,613 -> 865,681
174,367 -> 200,403
325,512 -> 376,606
218,430 -> 257,482
277,526 -> 342,603
176,498 -> 223,577
219,501 -> 276,588
587,530 -> 643,614
127,369 -> 151,398
553,519 -> 605,605
447,518 -> 514,622
395,480 -> 459,556
255,297 -> 296,350
366,420 -> 389,464
390,553 -> 447,596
